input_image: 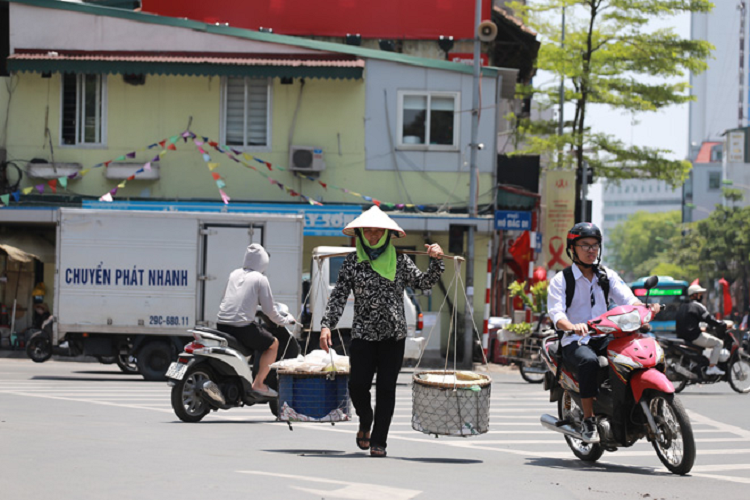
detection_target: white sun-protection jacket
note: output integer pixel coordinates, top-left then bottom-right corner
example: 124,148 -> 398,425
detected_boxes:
217,244 -> 292,327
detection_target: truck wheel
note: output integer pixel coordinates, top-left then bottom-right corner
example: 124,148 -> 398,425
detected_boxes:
26,331 -> 52,363
136,341 -> 172,381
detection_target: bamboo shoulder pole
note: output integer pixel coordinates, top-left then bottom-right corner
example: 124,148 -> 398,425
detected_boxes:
313,250 -> 464,262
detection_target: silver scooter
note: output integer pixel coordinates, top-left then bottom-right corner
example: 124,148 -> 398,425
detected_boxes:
167,306 -> 300,422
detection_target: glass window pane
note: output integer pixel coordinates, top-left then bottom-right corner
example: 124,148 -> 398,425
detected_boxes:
329,257 -> 345,285
83,74 -> 99,143
429,96 -> 455,145
61,74 -> 77,145
402,95 -> 426,144
708,172 -> 721,190
246,79 -> 268,146
225,77 -> 245,146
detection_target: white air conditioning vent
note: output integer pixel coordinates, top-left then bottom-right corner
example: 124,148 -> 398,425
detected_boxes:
289,146 -> 325,173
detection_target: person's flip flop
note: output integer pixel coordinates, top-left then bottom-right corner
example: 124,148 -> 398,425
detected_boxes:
356,431 -> 371,450
370,445 -> 387,457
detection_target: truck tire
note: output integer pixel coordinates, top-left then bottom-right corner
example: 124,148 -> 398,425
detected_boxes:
136,341 -> 173,381
26,331 -> 52,363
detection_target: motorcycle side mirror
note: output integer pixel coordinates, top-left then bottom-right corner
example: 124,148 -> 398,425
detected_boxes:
644,276 -> 659,290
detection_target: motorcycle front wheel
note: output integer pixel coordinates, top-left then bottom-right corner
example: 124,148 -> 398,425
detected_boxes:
648,392 -> 695,475
728,357 -> 750,393
171,365 -> 215,423
558,390 -> 604,462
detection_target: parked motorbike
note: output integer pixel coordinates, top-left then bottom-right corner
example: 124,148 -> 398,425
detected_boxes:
658,322 -> 750,394
167,306 -> 300,422
25,316 -> 138,374
540,276 -> 696,475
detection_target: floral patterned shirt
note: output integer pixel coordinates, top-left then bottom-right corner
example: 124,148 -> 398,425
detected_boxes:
321,253 -> 445,341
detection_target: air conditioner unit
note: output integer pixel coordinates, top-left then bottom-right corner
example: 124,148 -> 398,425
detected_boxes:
289,146 -> 325,173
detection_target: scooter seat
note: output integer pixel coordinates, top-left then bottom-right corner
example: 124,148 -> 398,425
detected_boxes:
192,326 -> 252,357
660,337 -> 704,353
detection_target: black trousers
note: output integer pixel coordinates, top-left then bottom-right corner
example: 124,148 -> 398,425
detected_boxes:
562,336 -> 610,399
348,337 -> 405,449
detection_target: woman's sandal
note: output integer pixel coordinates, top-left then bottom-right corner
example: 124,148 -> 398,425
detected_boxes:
370,445 -> 387,457
356,431 -> 371,451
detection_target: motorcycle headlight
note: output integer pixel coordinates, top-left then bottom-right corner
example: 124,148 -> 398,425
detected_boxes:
610,310 -> 642,332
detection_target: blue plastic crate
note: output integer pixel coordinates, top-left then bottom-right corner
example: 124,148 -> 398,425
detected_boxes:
278,371 -> 350,421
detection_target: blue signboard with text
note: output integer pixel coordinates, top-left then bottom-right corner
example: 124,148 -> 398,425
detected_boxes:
82,200 -> 361,236
494,210 -> 532,231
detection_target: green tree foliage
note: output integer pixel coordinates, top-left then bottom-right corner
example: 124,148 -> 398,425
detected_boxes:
606,210 -> 688,280
508,0 -> 713,186
670,205 -> 750,312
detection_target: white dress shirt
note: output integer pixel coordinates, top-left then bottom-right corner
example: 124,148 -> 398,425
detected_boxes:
547,265 -> 638,346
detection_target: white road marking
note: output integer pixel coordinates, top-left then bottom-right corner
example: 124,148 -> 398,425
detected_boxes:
5,373 -> 750,486
237,470 -> 422,500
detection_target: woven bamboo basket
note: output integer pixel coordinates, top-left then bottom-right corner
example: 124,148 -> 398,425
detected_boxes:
277,370 -> 351,423
412,370 -> 491,436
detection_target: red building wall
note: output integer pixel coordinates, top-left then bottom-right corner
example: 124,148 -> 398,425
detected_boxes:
141,0 -> 492,40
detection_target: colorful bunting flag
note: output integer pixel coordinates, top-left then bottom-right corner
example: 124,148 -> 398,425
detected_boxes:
211,172 -> 221,181
100,193 -> 113,202
220,189 -> 230,204
48,179 -> 57,193
22,187 -> 33,195
0,194 -> 9,206
11,191 -> 20,202
58,177 -> 68,189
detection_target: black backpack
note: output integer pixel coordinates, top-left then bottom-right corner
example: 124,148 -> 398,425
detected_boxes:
562,265 -> 610,311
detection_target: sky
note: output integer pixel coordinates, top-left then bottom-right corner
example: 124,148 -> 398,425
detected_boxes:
558,11 -> 693,228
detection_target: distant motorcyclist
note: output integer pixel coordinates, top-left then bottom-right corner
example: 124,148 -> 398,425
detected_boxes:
675,283 -> 726,376
216,243 -> 296,398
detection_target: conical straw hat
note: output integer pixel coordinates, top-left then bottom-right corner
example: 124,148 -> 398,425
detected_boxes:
343,205 -> 406,238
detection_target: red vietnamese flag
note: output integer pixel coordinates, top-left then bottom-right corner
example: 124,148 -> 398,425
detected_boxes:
719,277 -> 732,317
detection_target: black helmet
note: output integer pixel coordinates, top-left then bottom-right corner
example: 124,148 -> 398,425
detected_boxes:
566,222 -> 602,249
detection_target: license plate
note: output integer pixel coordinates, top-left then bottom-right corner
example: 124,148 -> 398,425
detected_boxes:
166,362 -> 188,380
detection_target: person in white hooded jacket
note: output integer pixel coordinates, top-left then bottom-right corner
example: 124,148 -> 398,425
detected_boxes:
217,243 -> 295,398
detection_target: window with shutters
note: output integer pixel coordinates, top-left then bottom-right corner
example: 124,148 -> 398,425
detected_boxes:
396,90 -> 459,151
220,77 -> 271,150
60,73 -> 107,147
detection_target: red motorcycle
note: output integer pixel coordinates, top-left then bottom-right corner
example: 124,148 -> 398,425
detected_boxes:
540,276 -> 696,475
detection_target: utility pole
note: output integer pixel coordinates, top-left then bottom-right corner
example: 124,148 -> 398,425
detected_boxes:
463,0 -> 482,368
739,0 -> 746,128
558,6 -> 566,137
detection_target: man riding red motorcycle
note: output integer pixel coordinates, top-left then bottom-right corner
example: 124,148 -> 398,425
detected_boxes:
547,223 -> 661,443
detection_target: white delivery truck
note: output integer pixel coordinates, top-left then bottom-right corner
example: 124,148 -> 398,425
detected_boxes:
30,208 -> 304,380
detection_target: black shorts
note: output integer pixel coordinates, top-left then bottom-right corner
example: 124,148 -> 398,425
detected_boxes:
216,322 -> 275,352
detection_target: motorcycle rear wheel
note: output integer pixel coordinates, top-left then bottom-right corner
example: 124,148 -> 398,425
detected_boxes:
728,357 -> 750,393
648,392 -> 695,475
558,391 -> 604,462
26,331 -> 52,363
171,365 -> 215,423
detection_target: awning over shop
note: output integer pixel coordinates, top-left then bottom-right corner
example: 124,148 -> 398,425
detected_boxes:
7,50 -> 365,80
0,244 -> 40,264
0,231 -> 56,263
